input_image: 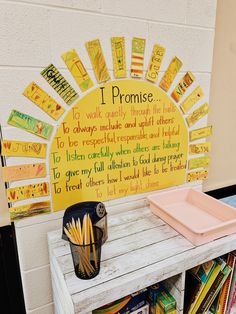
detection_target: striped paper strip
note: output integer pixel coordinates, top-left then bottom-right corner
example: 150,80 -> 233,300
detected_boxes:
41,64 -> 79,105
131,37 -> 146,78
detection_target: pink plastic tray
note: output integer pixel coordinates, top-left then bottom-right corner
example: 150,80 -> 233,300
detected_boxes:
147,188 -> 236,245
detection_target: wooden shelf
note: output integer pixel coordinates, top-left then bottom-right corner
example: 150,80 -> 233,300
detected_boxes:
48,205 -> 236,314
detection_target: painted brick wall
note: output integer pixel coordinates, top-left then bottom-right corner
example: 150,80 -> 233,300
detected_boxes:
0,0 -> 217,313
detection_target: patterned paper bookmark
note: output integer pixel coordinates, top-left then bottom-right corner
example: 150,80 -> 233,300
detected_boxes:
1,140 -> 47,158
131,37 -> 146,78
189,142 -> 211,155
146,44 -> 165,83
8,110 -> 53,139
187,170 -> 208,182
41,64 -> 79,105
111,37 -> 126,78
7,182 -> 49,202
186,103 -> 209,127
171,72 -> 195,102
180,86 -> 204,114
2,163 -> 46,182
188,156 -> 210,170
61,49 -> 93,92
189,126 -> 212,141
86,39 -> 110,83
159,56 -> 182,92
9,201 -> 51,221
23,82 -> 65,120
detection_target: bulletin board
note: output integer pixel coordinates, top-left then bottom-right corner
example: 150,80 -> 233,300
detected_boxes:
0,37 -> 211,219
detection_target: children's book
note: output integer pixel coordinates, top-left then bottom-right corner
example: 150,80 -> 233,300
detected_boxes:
187,260 -> 217,314
226,251 -> 236,314
197,264 -> 232,314
216,253 -> 236,314
190,258 -> 226,314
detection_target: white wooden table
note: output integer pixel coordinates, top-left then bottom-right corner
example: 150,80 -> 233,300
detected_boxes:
48,201 -> 236,314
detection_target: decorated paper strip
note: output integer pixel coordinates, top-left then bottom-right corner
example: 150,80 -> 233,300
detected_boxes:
8,110 -> 53,139
86,39 -> 110,83
61,49 -> 93,92
146,44 -> 165,83
180,86 -> 204,114
111,37 -> 126,78
190,126 -> 212,141
187,170 -> 208,182
189,142 -> 211,155
1,140 -> 47,158
171,72 -> 195,102
159,56 -> 183,92
186,102 -> 209,127
7,182 -> 49,202
41,64 -> 79,105
23,82 -> 65,120
188,156 -> 210,170
9,200 -> 51,221
131,37 -> 146,78
2,163 -> 46,182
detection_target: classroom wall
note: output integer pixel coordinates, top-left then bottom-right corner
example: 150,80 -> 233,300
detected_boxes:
0,1 -> 217,313
203,0 -> 236,191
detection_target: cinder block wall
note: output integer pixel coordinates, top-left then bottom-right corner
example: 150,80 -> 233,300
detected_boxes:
0,1 -> 217,313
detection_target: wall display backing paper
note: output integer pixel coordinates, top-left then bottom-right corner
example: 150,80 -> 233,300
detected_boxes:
50,79 -> 188,211
1,36 -> 212,219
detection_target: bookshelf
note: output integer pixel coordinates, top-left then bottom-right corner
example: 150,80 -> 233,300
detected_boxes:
48,194 -> 236,314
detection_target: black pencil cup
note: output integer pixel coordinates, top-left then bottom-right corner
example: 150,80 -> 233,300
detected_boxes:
69,226 -> 103,280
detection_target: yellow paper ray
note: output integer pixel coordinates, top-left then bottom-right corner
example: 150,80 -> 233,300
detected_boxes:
1,140 -> 47,158
41,64 -> 79,105
189,142 -> 211,155
171,72 -> 195,102
187,170 -> 208,182
111,37 -> 126,78
159,56 -> 183,92
23,82 -> 65,120
7,182 -> 49,202
8,110 -> 53,140
86,39 -> 110,83
190,126 -> 212,141
186,102 -> 209,127
131,37 -> 146,78
180,86 -> 204,114
146,44 -> 165,83
188,156 -> 210,170
2,163 -> 46,182
9,200 -> 51,221
61,49 -> 94,92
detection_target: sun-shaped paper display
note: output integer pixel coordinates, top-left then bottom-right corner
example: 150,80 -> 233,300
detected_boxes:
1,37 -> 211,219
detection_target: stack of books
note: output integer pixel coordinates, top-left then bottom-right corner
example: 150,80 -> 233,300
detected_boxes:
184,252 -> 236,314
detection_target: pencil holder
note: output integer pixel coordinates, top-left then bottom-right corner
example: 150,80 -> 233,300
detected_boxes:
69,226 -> 103,280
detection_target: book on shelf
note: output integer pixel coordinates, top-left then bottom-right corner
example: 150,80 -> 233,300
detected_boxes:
208,294 -> 220,314
196,264 -> 232,314
190,257 -> 226,314
184,272 -> 202,314
185,259 -> 217,314
216,253 -> 236,314
226,251 -> 236,314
